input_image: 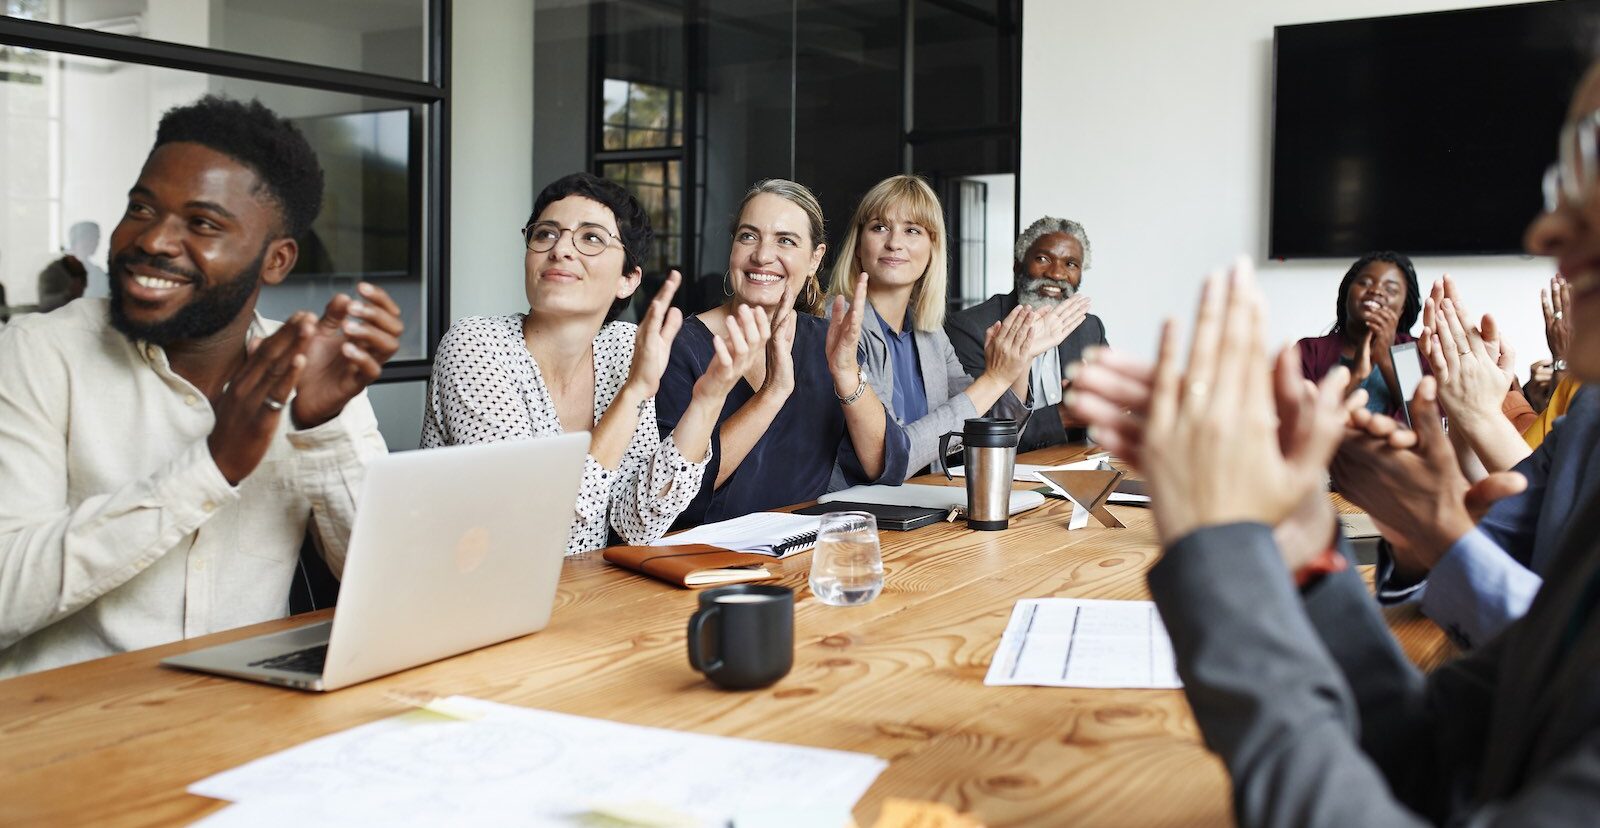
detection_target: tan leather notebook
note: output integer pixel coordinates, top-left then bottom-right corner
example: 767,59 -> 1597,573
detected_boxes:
603,544 -> 777,589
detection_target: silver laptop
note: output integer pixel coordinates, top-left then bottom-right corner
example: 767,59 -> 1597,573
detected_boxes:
162,434 -> 589,691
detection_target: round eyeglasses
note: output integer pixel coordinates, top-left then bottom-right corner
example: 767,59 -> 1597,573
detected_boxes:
521,221 -> 625,256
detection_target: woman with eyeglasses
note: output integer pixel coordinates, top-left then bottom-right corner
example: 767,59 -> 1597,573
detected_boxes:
827,175 -> 1085,474
420,172 -> 768,554
654,179 -> 910,526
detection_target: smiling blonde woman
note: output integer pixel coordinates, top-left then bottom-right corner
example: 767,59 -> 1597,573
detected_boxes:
828,175 -> 1080,473
654,179 -> 910,526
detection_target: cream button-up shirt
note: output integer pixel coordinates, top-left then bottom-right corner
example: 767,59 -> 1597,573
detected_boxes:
0,298 -> 387,677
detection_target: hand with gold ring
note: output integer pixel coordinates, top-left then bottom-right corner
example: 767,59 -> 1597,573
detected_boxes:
208,313 -> 314,486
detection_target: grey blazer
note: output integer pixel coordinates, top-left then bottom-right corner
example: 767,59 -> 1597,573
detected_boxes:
1147,506 -> 1600,826
944,292 -> 1109,453
849,300 -> 1028,474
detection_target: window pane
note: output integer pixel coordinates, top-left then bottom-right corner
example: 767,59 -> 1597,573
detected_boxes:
0,52 -> 430,358
912,0 -> 1010,132
599,0 -> 683,151
3,0 -> 429,80
795,0 -> 901,256
602,78 -> 629,149
600,159 -> 681,280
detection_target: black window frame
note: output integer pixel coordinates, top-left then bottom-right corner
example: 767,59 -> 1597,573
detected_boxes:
587,0 -> 697,303
0,4 -> 452,384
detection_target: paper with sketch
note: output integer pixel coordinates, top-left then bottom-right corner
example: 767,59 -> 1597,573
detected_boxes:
985,598 -> 1181,689
189,697 -> 884,827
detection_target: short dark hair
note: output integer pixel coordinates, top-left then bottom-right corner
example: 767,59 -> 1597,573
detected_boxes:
153,95 -> 325,239
527,172 -> 654,322
1332,250 -> 1421,336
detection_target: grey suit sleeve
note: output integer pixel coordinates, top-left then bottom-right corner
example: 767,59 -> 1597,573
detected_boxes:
1301,554 -> 1503,821
900,332 -> 1031,473
901,398 -> 977,472
1150,523 -> 1435,827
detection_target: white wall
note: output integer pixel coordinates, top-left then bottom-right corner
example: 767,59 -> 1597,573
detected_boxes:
1022,0 -> 1556,375
449,0 -> 536,321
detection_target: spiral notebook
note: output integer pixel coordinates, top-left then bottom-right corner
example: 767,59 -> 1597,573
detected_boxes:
650,512 -> 822,558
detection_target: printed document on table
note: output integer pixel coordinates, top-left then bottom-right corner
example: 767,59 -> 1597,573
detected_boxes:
984,598 -> 1181,689
189,696 -> 885,828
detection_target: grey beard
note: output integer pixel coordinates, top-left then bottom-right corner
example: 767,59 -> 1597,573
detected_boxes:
1017,276 -> 1076,310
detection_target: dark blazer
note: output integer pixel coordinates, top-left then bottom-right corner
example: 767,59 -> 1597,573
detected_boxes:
1377,384 -> 1600,647
944,292 -> 1109,452
1149,510 -> 1600,826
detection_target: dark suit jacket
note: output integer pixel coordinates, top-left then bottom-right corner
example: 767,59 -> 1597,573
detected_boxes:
1376,384 -> 1600,647
944,292 -> 1109,452
1149,512 -> 1600,826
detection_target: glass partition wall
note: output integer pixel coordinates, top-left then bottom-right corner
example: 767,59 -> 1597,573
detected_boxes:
534,0 -> 1020,316
0,1 -> 446,371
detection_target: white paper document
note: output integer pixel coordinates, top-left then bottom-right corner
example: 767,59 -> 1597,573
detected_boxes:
650,511 -> 821,557
984,598 -> 1181,689
190,696 -> 885,828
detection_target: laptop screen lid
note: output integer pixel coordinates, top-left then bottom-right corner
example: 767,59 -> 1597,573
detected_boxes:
319,433 -> 589,689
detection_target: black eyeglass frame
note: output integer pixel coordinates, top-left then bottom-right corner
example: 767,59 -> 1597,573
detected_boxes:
520,221 -> 628,257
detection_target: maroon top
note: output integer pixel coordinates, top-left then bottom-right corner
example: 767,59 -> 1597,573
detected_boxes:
1296,330 -> 1421,417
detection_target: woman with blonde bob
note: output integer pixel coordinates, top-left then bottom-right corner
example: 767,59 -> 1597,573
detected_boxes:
655,179 -> 910,526
829,175 -> 1081,472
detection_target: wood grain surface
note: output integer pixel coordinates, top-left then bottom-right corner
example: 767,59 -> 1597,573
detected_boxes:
0,444 -> 1452,827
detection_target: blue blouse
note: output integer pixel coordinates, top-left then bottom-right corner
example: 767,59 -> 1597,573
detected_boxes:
655,313 -> 911,527
876,309 -> 929,425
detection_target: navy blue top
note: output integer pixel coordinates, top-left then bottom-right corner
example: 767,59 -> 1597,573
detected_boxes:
876,309 -> 929,425
655,313 -> 911,528
1339,354 -> 1396,414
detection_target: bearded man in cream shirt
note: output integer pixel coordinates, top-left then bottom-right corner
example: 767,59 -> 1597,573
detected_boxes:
0,95 -> 403,677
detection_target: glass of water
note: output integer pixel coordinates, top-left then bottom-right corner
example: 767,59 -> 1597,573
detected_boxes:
809,511 -> 884,606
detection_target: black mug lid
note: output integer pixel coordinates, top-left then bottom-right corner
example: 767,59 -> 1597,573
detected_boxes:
964,417 -> 1019,438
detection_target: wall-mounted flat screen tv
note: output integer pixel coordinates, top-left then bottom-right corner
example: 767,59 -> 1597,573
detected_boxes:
1270,2 -> 1600,259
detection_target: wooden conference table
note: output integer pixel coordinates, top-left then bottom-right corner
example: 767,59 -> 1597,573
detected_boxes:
0,444 -> 1452,827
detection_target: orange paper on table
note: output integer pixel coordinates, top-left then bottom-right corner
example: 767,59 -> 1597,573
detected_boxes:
871,798 -> 986,828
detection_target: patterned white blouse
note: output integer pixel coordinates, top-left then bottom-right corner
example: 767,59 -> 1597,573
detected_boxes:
420,314 -> 709,555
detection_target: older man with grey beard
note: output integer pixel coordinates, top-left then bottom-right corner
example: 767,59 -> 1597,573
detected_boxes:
946,216 -> 1107,452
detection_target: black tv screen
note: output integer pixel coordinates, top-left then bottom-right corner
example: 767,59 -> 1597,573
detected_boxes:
1270,2 -> 1600,259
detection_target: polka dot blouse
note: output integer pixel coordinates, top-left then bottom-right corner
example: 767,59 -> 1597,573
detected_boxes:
420,314 -> 710,555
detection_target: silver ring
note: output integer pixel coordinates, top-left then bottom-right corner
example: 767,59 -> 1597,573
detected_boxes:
263,397 -> 286,411
1459,350 -> 1472,358
1555,310 -> 1564,320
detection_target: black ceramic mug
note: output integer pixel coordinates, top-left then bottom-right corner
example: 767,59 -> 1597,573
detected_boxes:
687,584 -> 794,690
